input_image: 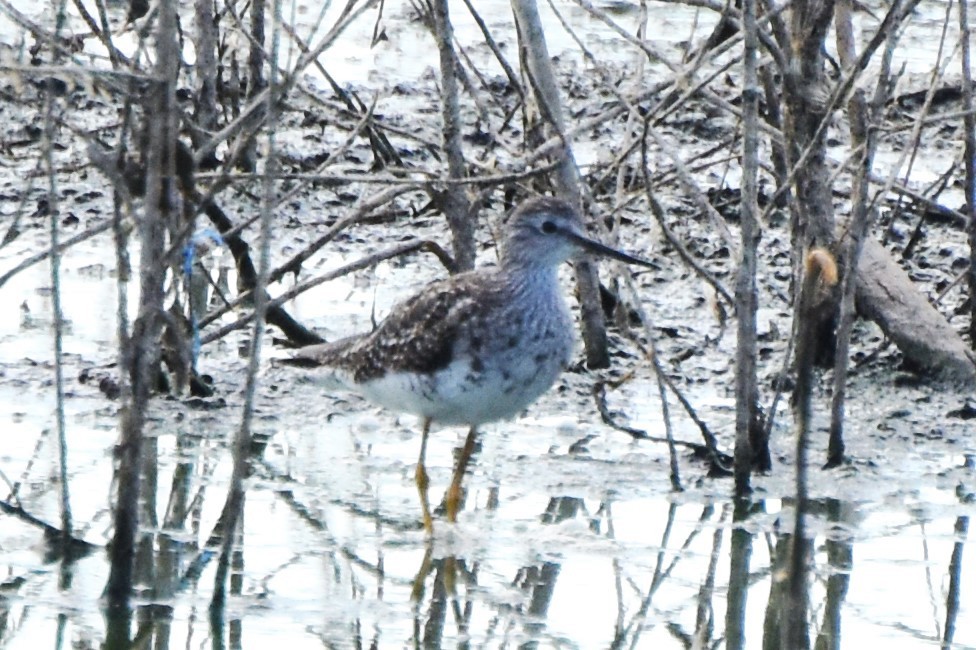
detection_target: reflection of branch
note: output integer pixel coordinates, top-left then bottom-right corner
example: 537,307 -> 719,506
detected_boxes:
692,504 -> 728,642
816,499 -> 853,648
615,504 -> 719,648
511,497 -> 581,639
180,436 -> 392,590
256,455 -> 421,534
944,455 -> 975,645
726,499 -> 755,649
609,501 -> 676,649
0,499 -> 97,555
267,482 -> 394,578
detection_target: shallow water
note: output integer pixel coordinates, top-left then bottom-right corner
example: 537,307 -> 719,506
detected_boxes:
2,230 -> 973,648
1,0 -> 975,648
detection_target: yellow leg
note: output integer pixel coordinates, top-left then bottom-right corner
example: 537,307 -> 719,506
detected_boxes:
415,418 -> 434,534
443,555 -> 458,595
445,427 -> 479,523
410,542 -> 434,602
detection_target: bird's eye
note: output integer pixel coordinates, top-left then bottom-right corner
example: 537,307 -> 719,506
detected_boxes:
541,220 -> 557,234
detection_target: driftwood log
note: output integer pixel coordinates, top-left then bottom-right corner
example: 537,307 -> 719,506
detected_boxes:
856,238 -> 976,385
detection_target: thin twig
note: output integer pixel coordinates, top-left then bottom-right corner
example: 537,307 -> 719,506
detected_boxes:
513,0 -> 611,367
734,0 -> 762,492
192,0 -> 380,167
199,239 -> 454,346
0,221 -> 112,289
43,77 -> 72,541
960,0 -> 976,347
639,117 -> 735,310
211,0 -> 282,614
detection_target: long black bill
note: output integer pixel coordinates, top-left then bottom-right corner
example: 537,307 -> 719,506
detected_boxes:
565,231 -> 658,269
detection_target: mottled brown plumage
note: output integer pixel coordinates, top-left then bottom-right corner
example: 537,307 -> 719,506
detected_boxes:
287,273 -> 503,383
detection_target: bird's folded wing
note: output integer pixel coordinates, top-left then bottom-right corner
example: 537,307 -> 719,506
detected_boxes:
279,272 -> 500,382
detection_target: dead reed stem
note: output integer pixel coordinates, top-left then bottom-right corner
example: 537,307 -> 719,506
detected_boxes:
733,0 -> 762,493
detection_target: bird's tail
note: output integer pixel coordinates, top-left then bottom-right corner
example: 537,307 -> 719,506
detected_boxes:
271,339 -> 357,392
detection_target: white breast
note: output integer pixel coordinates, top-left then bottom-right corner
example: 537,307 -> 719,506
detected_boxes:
357,350 -> 567,426
357,297 -> 574,426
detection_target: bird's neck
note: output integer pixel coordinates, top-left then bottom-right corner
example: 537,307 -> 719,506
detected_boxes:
499,262 -> 562,302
